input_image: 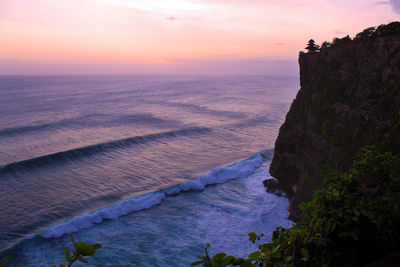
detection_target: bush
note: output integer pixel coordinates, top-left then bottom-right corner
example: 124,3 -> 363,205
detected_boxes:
193,147 -> 400,266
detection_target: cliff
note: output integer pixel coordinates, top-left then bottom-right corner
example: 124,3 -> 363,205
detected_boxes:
269,23 -> 400,221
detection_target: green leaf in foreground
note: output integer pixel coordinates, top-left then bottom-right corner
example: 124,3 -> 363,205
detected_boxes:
0,256 -> 10,267
65,248 -> 71,262
61,234 -> 101,267
191,260 -> 203,266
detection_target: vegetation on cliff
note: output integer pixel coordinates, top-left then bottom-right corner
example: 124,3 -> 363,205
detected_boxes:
302,21 -> 400,52
193,147 -> 400,266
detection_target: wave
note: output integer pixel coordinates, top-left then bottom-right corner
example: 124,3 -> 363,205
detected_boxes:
0,113 -> 178,137
163,102 -> 248,119
40,153 -> 263,238
0,127 -> 211,174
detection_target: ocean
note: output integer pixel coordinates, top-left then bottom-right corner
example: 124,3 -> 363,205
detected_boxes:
0,75 -> 298,266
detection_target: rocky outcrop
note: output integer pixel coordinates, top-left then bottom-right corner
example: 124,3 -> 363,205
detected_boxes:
270,29 -> 400,221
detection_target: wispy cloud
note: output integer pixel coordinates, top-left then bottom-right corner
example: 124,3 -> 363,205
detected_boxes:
334,30 -> 347,35
166,16 -> 179,21
376,0 -> 400,14
391,0 -> 400,13
98,0 -> 211,13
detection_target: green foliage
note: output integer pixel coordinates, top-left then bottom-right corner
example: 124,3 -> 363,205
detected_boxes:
0,256 -> 10,267
52,234 -> 102,267
193,147 -> 400,266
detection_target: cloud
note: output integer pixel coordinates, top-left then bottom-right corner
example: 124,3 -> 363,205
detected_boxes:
334,30 -> 347,35
99,0 -> 211,13
166,16 -> 179,21
391,0 -> 400,13
375,0 -> 400,14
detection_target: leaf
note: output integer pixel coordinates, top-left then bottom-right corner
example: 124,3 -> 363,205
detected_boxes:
70,234 -> 77,249
92,243 -> 102,250
301,256 -> 309,262
191,260 -> 203,266
248,232 -> 257,243
0,256 -> 10,267
272,244 -> 281,254
232,257 -> 244,266
223,255 -> 237,265
300,248 -> 309,257
65,248 -> 71,262
77,242 -> 96,256
239,259 -> 253,267
248,251 -> 261,260
76,255 -> 88,263
284,256 -> 292,263
212,252 -> 226,262
271,252 -> 281,259
60,263 -> 68,267
300,248 -> 309,262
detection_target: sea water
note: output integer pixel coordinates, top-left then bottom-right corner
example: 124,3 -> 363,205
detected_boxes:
0,75 -> 298,266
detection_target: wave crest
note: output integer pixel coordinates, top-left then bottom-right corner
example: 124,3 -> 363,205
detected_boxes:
41,153 -> 262,238
0,127 -> 210,174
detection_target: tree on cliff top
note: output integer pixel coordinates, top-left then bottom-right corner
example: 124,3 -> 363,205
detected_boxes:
305,39 -> 320,53
355,27 -> 376,39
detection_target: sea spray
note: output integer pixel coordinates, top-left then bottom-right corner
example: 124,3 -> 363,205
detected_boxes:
41,153 -> 263,238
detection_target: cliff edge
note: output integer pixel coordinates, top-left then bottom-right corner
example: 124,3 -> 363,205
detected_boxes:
270,23 -> 400,221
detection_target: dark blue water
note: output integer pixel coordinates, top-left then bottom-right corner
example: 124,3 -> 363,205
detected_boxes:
0,75 -> 298,266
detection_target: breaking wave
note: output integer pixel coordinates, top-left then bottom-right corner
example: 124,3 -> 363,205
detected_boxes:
41,153 -> 263,238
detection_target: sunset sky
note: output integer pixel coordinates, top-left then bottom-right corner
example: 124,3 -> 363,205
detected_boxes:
0,0 -> 399,75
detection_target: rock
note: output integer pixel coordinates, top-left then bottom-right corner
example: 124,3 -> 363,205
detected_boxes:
262,179 -> 283,196
365,250 -> 400,267
270,32 -> 400,221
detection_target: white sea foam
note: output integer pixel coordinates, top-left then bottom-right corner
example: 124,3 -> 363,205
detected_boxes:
41,153 -> 262,238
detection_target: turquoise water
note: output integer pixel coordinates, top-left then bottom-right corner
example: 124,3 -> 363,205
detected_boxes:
9,162 -> 292,266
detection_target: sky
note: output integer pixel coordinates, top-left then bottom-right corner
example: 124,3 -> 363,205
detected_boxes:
0,0 -> 399,75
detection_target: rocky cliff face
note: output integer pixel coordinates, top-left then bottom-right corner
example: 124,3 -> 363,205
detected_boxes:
270,34 -> 400,221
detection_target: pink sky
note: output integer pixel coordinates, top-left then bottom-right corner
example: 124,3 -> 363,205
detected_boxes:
0,0 -> 399,75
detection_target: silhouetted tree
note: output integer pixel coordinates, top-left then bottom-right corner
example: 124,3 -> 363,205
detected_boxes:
332,35 -> 352,46
355,27 -> 376,39
305,39 -> 320,53
320,41 -> 332,50
375,21 -> 400,36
